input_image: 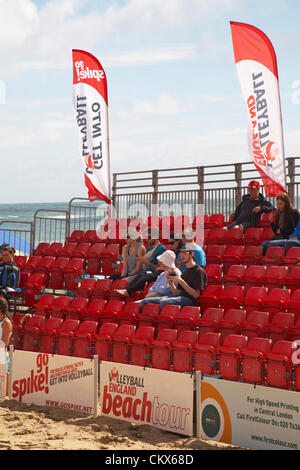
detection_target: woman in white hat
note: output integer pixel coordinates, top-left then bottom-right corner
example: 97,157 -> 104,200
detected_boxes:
135,250 -> 181,309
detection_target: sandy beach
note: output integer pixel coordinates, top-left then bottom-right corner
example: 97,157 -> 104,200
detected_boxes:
0,397 -> 247,451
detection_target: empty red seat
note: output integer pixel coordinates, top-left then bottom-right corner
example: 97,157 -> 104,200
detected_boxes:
198,308 -> 224,337
259,213 -> 274,228
49,257 -> 70,289
217,308 -> 247,344
244,227 -> 264,245
66,297 -> 89,321
198,285 -> 225,312
289,316 -> 300,341
81,230 -> 99,244
22,256 -> 42,275
39,317 -> 64,354
93,278 -> 113,299
85,242 -> 106,275
285,267 -> 300,293
82,298 -> 107,322
33,294 -> 56,318
67,230 -> 85,243
218,286 -> 244,313
118,302 -> 142,326
205,244 -> 226,264
204,214 -> 225,229
45,242 -> 63,257
286,289 -> 300,315
261,226 -> 274,242
57,242 -> 77,258
206,228 -> 227,245
218,334 -> 248,380
265,312 -> 295,343
64,258 -> 84,291
172,330 -> 199,373
174,306 -> 200,334
130,326 -> 155,367
14,255 -> 28,271
70,242 -> 91,260
243,265 -> 267,292
56,319 -> 80,356
242,286 -> 268,314
263,265 -> 288,290
205,264 -> 222,285
224,227 -> 244,245
281,247 -> 300,268
155,305 -> 181,333
94,322 -> 118,361
265,340 -> 298,389
240,245 -> 263,267
35,256 -> 56,287
240,337 -> 272,384
263,288 -> 291,321
24,273 -> 45,307
150,329 -> 178,370
73,321 -> 98,358
222,245 -> 245,274
138,303 -> 161,328
98,299 -> 125,325
193,332 -> 221,374
261,246 -> 285,267
49,295 -> 73,320
111,325 -> 136,364
223,265 -> 247,289
33,243 -> 50,256
240,310 -> 269,340
22,316 -> 46,352
11,314 -> 31,349
76,278 -> 98,300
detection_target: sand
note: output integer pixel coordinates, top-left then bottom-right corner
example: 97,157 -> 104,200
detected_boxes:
0,397 -> 247,451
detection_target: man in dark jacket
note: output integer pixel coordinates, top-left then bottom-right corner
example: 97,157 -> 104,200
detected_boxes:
226,180 -> 275,232
0,247 -> 20,289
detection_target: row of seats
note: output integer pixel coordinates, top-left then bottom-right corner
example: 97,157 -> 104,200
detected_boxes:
207,264 -> 300,291
11,314 -> 300,391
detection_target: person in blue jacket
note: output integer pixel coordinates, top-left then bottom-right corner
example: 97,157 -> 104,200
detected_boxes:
261,216 -> 300,255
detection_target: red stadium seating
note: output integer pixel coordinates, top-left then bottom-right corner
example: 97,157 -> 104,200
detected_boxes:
205,264 -> 222,285
33,294 -> 56,318
56,319 -> 80,356
240,245 -> 263,266
205,245 -> 226,264
94,322 -> 118,361
264,340 -> 298,389
285,267 -> 300,293
155,305 -> 181,333
130,326 -> 155,367
66,297 -> 89,321
218,334 -> 248,381
193,332 -> 221,374
150,329 -> 178,370
263,288 -> 291,321
172,330 -> 199,373
49,257 -> 69,289
243,265 -> 267,292
218,286 -> 244,313
265,312 -> 295,343
261,246 -> 285,267
222,245 -> 245,274
244,227 -> 264,245
198,308 -> 224,337
22,316 -> 46,352
76,278 -> 98,300
240,337 -> 272,385
111,325 -> 136,364
49,295 -> 73,320
223,265 -> 247,289
64,258 -> 84,291
242,286 -> 268,314
73,321 -> 98,358
216,308 -> 247,344
282,247 -> 300,268
263,265 -> 288,290
174,306 -> 200,334
240,310 -> 269,340
82,298 -> 107,322
39,318 -> 64,354
198,285 -> 225,312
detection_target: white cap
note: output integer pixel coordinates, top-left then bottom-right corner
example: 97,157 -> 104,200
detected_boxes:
157,250 -> 176,269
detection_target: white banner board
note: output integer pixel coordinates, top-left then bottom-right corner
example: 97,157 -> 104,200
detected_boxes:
199,376 -> 300,450
100,362 -> 194,436
10,350 -> 98,415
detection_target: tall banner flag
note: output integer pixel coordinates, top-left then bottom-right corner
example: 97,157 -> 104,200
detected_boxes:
230,21 -> 287,197
72,49 -> 111,203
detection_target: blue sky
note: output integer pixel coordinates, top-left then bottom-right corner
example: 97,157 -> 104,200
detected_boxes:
1,0 -> 300,203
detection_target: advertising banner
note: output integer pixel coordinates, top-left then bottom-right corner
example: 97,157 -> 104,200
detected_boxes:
199,376 -> 300,450
10,350 -> 98,415
72,49 -> 111,203
99,362 -> 194,436
230,21 -> 286,197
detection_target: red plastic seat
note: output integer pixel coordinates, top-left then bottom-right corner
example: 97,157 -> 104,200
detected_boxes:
11,314 -> 31,349
111,325 -> 136,364
224,227 -> 244,245
259,213 -> 274,228
174,306 -> 200,334
240,337 -> 272,384
49,295 -> 73,320
57,243 -> 77,258
240,245 -> 263,266
264,340 -> 298,389
217,308 -> 247,344
118,302 -> 142,326
261,246 -> 285,267
85,242 -> 106,275
35,256 -> 56,287
73,321 -> 98,358
281,247 -> 300,268
56,319 -> 80,356
218,286 -> 244,313
218,334 -> 248,380
22,316 -> 46,352
94,322 -> 118,361
244,227 -> 264,245
33,294 -> 56,318
81,230 -> 99,244
130,326 -> 155,367
193,332 -> 221,374
204,214 -> 225,229
285,267 -> 300,293
14,255 -> 28,271
263,288 -> 291,321
66,297 -> 89,321
205,264 -> 222,285
265,312 -> 295,343
289,316 -> 300,341
261,226 -> 274,242
64,258 -> 84,291
198,308 -> 224,337
240,310 -> 269,340
205,244 -> 226,264
206,228 -> 227,245
44,242 -> 63,257
67,230 -> 85,243
222,245 -> 245,274
98,299 -> 125,325
198,285 -> 225,312
172,330 -> 199,373
76,278 -> 98,300
243,265 -> 267,292
155,305 -> 181,333
39,317 -> 64,354
223,265 -> 247,289
70,242 -> 91,259
108,278 -> 129,300
242,286 -> 268,315
263,265 -> 288,290
286,289 -> 300,315
22,256 -> 42,275
33,243 -> 50,256
138,303 -> 161,328
24,273 -> 45,307
49,257 -> 70,289
150,329 -> 178,370
93,278 -> 113,299
82,298 -> 107,322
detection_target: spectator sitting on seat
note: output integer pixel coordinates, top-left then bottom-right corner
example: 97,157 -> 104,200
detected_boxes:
225,180 -> 275,232
0,247 -> 20,289
176,227 -> 206,270
0,243 -> 9,262
114,226 -> 166,298
135,250 -> 181,308
268,193 -> 299,240
110,228 -> 146,281
167,232 -> 183,254
138,243 -> 207,310
261,205 -> 300,255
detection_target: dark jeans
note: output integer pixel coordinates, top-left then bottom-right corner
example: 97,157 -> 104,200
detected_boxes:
126,271 -> 160,295
261,239 -> 300,255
